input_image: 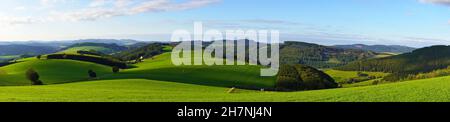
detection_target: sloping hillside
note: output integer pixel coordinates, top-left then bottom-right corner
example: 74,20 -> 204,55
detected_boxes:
0,58 -> 112,86
106,53 -> 276,89
336,45 -> 450,81
60,43 -> 128,54
0,74 -> 449,102
281,41 -> 377,68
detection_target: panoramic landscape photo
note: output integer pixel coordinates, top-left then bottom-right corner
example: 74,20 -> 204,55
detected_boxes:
0,0 -> 450,102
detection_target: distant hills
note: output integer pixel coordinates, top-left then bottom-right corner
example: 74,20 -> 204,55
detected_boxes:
333,44 -> 416,54
0,39 -> 418,70
0,45 -> 58,56
280,41 -> 377,68
0,39 -> 142,48
60,42 -> 129,54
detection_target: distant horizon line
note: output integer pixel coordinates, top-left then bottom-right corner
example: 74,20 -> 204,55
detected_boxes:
0,38 -> 431,48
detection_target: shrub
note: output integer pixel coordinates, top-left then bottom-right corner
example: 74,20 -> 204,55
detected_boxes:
112,66 -> 120,73
88,69 -> 97,78
36,55 -> 41,59
26,68 -> 43,85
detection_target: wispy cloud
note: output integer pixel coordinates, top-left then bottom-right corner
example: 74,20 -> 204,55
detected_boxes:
419,0 -> 450,6
0,0 -> 220,26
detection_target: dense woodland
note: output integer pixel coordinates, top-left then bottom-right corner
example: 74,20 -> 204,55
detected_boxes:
276,64 -> 338,91
280,41 -> 377,68
336,45 -> 450,81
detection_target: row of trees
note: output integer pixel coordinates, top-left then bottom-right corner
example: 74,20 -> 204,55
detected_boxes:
46,54 -> 127,69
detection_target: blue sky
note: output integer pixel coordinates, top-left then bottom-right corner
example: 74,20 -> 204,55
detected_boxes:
0,0 -> 450,47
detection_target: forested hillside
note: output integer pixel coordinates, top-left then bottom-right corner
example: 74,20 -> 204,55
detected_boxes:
113,43 -> 166,61
280,41 -> 377,68
336,45 -> 450,81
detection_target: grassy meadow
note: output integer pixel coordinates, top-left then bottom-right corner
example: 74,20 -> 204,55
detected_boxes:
0,76 -> 449,102
0,50 -> 449,102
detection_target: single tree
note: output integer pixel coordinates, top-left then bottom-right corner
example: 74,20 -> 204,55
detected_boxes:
112,66 -> 120,73
26,68 -> 43,85
88,69 -> 97,78
36,55 -> 41,59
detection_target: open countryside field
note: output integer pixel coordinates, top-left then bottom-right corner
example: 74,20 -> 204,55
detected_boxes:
0,51 -> 449,102
0,59 -> 111,86
0,76 -> 449,102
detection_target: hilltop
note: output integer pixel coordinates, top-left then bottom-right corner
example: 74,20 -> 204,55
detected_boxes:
334,44 -> 416,54
281,41 -> 377,68
60,42 -> 129,54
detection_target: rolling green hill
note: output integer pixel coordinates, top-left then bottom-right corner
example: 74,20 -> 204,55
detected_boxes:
0,52 -> 275,89
0,75 -> 449,102
105,53 -> 276,89
60,42 -> 128,54
1,44 -> 449,102
0,59 -> 112,86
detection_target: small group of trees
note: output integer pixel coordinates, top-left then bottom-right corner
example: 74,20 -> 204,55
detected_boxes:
276,64 -> 339,91
88,69 -> 97,79
25,56 -> 123,84
26,69 -> 43,85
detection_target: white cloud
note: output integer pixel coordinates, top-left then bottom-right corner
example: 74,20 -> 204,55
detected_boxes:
420,0 -> 450,6
1,0 -> 220,25
14,6 -> 27,11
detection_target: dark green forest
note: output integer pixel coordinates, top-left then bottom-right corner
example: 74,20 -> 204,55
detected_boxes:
336,45 -> 450,81
280,41 -> 377,68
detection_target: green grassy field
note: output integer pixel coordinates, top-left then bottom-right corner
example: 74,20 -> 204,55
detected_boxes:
0,52 -> 275,88
0,59 -> 112,86
1,51 -> 450,102
0,76 -> 449,102
104,53 -> 276,89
